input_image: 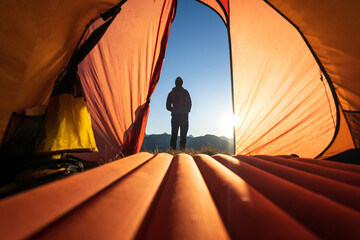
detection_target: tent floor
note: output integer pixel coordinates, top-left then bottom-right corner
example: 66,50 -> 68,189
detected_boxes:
325,148 -> 360,165
0,156 -> 99,198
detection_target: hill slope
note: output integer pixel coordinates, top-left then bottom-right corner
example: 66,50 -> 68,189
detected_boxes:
141,133 -> 234,154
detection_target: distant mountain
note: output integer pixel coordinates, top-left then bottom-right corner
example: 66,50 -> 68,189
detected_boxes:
141,133 -> 234,154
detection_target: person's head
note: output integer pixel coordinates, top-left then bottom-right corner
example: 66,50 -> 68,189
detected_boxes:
175,77 -> 183,87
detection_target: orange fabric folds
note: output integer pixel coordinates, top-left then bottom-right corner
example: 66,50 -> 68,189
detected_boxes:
229,0 -> 336,157
264,0 -> 360,156
77,0 -> 176,159
0,0 -> 359,160
0,0 -> 119,145
198,0 -> 359,158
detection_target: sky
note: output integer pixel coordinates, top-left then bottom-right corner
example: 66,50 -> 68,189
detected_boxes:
145,0 -> 234,138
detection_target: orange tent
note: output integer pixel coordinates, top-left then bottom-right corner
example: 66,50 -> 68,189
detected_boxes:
0,0 -> 359,160
2,2 -> 360,239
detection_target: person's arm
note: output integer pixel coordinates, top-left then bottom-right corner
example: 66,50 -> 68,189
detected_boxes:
166,92 -> 173,111
186,90 -> 192,112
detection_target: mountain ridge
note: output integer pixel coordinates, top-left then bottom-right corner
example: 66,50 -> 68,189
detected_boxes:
141,133 -> 234,154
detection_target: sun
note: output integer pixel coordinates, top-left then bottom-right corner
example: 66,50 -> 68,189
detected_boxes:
220,113 -> 236,137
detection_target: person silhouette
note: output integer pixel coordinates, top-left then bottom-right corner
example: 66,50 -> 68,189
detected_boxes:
166,77 -> 192,150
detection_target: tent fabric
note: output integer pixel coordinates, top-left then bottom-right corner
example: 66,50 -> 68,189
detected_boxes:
77,0 -> 176,160
0,0 -> 175,160
123,0 -> 176,156
229,0 -> 336,157
0,0 -> 120,145
0,0 -> 359,160
197,0 -> 359,158
1,153 -> 360,239
265,0 -> 360,111
195,0 -> 227,25
29,6 -> 120,155
264,0 -> 360,157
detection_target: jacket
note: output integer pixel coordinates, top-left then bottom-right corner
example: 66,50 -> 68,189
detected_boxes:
166,86 -> 192,114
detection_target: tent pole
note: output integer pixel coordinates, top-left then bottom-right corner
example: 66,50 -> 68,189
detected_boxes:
225,8 -> 236,155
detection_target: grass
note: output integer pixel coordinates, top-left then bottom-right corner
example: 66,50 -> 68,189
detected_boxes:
144,144 -> 232,156
99,144 -> 233,164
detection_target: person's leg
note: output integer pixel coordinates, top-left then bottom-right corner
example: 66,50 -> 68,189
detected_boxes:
179,114 -> 189,150
170,115 -> 180,149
